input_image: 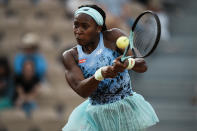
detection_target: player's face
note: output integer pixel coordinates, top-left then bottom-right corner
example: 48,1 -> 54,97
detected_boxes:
73,13 -> 100,46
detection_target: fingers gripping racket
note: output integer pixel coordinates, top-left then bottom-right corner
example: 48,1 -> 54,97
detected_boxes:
121,10 -> 161,62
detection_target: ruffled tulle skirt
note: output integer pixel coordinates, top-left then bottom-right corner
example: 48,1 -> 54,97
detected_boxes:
62,92 -> 159,131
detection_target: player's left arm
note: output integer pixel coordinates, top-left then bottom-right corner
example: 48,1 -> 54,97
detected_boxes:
108,28 -> 147,73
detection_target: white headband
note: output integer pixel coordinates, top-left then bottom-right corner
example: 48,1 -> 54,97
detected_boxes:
74,7 -> 104,26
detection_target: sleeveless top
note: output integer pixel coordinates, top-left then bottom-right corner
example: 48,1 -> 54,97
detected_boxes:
77,33 -> 133,105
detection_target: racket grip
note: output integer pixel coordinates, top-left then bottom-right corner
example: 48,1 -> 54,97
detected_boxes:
112,57 -> 125,66
120,57 -> 126,63
121,56 -> 132,63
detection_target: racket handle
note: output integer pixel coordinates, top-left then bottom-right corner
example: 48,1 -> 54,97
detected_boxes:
121,45 -> 130,62
121,56 -> 132,63
121,57 -> 127,62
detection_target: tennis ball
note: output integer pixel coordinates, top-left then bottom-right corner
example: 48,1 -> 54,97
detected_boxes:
116,36 -> 129,49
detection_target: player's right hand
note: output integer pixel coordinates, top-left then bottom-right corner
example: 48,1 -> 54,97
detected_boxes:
101,66 -> 118,78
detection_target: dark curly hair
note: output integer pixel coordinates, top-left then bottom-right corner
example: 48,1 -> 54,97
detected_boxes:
78,4 -> 107,32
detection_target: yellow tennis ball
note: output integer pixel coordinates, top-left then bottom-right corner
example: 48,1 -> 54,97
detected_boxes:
116,36 -> 129,49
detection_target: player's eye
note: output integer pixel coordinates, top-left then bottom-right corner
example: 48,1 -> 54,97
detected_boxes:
73,23 -> 79,28
82,24 -> 89,30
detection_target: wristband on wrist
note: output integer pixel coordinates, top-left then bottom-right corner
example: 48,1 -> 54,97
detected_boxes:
126,58 -> 135,70
94,67 -> 104,81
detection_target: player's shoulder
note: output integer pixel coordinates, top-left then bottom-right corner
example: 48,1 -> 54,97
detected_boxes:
62,46 -> 77,57
62,46 -> 78,63
103,28 -> 127,42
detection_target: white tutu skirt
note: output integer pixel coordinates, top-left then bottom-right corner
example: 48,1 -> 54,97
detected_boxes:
62,92 -> 159,131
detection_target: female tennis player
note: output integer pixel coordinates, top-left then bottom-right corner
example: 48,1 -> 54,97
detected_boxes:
62,4 -> 159,131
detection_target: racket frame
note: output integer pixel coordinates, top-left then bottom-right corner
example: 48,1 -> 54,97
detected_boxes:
120,10 -> 161,62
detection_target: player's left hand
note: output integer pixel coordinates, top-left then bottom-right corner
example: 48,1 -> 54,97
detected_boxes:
112,56 -> 128,73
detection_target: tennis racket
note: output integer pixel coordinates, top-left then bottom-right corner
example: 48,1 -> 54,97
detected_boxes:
121,10 -> 161,62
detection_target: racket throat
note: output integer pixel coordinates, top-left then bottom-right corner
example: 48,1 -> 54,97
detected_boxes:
132,48 -> 136,58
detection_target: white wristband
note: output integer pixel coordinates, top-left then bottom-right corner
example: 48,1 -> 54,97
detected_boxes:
94,67 -> 104,81
126,58 -> 135,70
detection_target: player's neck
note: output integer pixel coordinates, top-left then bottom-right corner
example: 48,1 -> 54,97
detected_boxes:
82,34 -> 100,54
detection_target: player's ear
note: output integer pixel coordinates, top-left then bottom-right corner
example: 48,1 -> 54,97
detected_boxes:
96,26 -> 102,33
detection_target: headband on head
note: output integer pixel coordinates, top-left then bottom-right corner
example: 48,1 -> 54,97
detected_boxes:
74,7 -> 104,26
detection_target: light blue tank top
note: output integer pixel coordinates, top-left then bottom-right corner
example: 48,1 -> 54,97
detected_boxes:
77,33 -> 133,105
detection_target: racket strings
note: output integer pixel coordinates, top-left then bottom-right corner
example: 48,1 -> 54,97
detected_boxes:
133,14 -> 158,57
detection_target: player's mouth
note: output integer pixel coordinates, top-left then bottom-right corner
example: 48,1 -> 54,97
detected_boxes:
76,37 -> 82,41
76,37 -> 85,45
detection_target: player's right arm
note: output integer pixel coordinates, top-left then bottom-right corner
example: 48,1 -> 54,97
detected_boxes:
62,48 -> 117,98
